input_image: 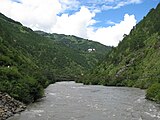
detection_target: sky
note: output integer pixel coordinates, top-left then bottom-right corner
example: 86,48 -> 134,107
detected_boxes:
0,0 -> 159,46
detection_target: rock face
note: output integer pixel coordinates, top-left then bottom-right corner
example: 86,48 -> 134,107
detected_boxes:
0,92 -> 26,120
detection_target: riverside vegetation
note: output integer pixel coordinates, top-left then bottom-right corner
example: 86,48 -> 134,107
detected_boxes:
76,3 -> 160,103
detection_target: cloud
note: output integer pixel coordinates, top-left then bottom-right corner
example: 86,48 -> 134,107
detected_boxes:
0,0 -> 61,32
0,0 -> 137,46
87,14 -> 137,46
59,0 -> 80,12
80,0 -> 143,11
52,6 -> 96,38
114,0 -> 142,9
106,20 -> 117,25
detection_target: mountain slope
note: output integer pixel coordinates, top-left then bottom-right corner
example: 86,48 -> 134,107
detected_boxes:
77,3 -> 160,102
35,31 -> 111,70
35,31 -> 109,54
0,13 -> 111,79
0,15 -> 45,103
0,13 -> 111,103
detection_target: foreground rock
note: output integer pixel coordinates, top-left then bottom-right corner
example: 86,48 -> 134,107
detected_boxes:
0,92 -> 26,120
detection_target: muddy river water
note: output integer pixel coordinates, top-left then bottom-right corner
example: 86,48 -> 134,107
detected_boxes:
8,82 -> 160,120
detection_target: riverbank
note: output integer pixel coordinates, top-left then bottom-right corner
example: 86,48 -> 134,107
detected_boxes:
0,92 -> 26,120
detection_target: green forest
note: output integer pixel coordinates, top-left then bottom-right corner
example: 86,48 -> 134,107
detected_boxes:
0,13 -> 111,103
76,3 -> 160,103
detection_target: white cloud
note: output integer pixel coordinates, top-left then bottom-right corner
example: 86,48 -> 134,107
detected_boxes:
52,6 -> 95,38
87,14 -> 137,46
0,0 -> 137,46
0,0 -> 61,32
101,0 -> 143,10
130,0 -> 142,4
59,0 -> 80,12
106,20 -> 117,25
113,0 -> 142,9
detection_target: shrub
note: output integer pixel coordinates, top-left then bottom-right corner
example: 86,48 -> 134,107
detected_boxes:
146,83 -> 160,102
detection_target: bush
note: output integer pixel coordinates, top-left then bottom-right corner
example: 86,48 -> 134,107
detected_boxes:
122,80 -> 135,87
0,67 -> 22,80
146,83 -> 160,102
0,77 -> 44,104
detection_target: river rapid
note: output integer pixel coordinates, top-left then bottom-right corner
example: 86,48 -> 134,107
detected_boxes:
8,82 -> 160,120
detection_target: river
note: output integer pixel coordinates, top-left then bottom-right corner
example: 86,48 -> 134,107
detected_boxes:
8,81 -> 160,120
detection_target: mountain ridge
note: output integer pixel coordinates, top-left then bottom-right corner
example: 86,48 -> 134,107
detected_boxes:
77,3 -> 160,102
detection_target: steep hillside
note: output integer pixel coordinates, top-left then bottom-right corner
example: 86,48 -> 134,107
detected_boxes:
0,13 -> 111,103
77,3 -> 160,102
0,14 -> 46,103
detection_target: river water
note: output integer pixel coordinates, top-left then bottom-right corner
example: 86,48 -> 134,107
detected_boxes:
8,82 -> 160,120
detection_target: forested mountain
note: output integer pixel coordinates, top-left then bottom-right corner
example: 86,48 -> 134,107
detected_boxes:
0,13 -> 111,103
77,3 -> 160,102
35,31 -> 109,54
35,31 -> 111,72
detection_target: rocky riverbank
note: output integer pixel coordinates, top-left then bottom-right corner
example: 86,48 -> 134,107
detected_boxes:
0,92 -> 26,120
